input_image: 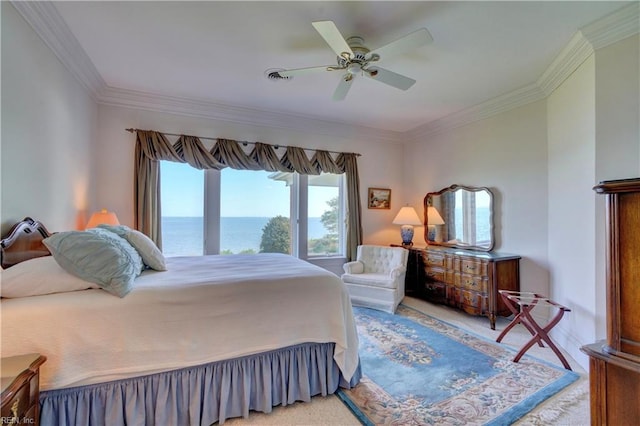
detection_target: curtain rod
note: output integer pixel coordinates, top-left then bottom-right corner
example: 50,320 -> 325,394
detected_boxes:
125,128 -> 360,157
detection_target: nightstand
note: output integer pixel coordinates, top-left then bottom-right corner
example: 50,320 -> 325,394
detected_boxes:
1,353 -> 46,426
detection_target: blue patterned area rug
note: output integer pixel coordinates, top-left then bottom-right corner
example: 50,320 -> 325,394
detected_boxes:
337,305 -> 579,425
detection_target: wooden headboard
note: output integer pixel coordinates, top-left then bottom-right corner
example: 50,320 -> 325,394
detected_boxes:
0,217 -> 52,269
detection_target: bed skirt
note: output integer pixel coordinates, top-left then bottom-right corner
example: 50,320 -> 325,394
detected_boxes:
40,342 -> 361,426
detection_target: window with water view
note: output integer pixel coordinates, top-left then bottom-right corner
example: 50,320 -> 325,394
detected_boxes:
160,161 -> 345,259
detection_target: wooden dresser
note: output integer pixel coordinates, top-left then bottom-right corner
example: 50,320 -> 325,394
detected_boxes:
1,353 -> 46,426
581,178 -> 640,425
406,246 -> 520,329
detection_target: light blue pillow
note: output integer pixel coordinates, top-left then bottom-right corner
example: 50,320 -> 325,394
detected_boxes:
43,229 -> 144,297
97,224 -> 167,271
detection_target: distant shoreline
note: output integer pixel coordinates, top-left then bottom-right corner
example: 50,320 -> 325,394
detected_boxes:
161,216 -> 327,256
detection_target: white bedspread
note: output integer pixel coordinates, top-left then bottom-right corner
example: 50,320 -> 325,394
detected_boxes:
1,254 -> 359,390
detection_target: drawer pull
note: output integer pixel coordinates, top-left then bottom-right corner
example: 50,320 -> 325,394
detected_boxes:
11,398 -> 19,422
465,264 -> 477,271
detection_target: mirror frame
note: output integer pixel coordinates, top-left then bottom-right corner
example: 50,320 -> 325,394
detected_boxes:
424,184 -> 495,251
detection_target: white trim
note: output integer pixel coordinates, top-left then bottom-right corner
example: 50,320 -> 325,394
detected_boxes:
12,1 -> 639,143
10,0 -> 106,99
97,87 -> 402,144
405,83 -> 546,142
536,32 -> 595,97
580,2 -> 640,50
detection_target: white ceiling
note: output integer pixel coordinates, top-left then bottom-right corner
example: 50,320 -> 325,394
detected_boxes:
27,1 -> 636,135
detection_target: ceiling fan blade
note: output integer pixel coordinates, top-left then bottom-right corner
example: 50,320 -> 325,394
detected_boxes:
366,28 -> 433,61
278,65 -> 335,77
366,66 -> 416,91
312,21 -> 354,58
332,75 -> 353,101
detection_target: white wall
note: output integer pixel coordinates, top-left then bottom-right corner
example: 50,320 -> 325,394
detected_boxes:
93,105 -> 405,244
1,3 -> 97,233
404,100 -> 551,296
593,34 -> 640,340
547,54 -> 596,368
404,34 -> 640,372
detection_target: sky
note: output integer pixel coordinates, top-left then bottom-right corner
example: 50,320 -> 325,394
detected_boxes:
160,161 -> 336,217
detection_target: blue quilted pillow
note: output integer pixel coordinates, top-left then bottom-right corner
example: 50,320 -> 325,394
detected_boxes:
43,228 -> 144,297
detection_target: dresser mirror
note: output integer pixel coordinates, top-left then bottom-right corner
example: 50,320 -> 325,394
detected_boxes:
424,184 -> 495,251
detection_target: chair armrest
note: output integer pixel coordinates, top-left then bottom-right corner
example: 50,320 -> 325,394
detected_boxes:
389,265 -> 407,280
343,261 -> 364,274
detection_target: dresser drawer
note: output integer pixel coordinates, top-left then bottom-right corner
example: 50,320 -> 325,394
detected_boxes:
425,267 -> 456,284
459,258 -> 488,276
424,252 -> 445,267
456,273 -> 488,293
424,281 -> 447,304
459,289 -> 488,315
425,267 -> 444,282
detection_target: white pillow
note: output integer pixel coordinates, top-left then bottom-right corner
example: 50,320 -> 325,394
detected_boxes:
0,256 -> 99,298
97,224 -> 167,271
126,229 -> 167,271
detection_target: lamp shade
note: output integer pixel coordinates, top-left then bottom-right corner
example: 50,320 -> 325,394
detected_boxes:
427,206 -> 445,225
392,206 -> 422,226
86,209 -> 120,229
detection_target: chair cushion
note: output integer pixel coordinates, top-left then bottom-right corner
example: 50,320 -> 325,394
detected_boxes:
341,272 -> 397,289
357,245 -> 408,274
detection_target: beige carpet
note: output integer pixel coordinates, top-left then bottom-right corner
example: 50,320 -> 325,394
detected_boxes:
224,297 -> 589,425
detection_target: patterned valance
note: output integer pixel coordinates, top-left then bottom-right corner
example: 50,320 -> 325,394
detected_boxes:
133,130 -> 362,260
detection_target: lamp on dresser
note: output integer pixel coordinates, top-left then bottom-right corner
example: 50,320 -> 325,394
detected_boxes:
392,206 -> 422,248
426,206 -> 445,242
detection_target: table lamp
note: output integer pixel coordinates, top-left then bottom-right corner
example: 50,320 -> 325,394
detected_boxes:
427,206 -> 445,241
86,209 -> 120,229
392,206 -> 422,247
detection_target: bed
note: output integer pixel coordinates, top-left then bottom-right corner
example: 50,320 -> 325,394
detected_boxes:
0,217 -> 361,425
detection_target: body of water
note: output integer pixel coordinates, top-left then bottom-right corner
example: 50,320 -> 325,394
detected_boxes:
161,216 -> 328,256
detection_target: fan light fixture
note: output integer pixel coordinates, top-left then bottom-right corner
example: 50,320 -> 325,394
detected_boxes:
274,21 -> 433,101
347,63 -> 362,75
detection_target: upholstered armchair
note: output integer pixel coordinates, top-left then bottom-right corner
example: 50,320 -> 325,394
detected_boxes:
341,245 -> 409,313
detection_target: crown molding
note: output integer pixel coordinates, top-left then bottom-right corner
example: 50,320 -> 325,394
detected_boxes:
11,0 -> 401,144
536,32 -> 594,97
12,1 -> 638,145
406,2 -> 639,143
98,86 -> 403,144
405,83 -> 546,142
11,1 -> 106,98
580,2 -> 640,50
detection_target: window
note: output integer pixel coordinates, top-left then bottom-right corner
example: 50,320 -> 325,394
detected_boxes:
306,173 -> 344,257
160,161 -> 346,259
219,168 -> 291,255
160,161 -> 204,256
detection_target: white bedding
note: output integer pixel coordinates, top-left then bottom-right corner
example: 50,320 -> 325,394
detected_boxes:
0,254 -> 359,390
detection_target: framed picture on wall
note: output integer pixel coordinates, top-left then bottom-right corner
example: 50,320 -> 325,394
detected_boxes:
368,188 -> 391,209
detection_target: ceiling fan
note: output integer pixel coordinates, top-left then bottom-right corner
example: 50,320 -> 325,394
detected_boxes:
274,21 -> 432,101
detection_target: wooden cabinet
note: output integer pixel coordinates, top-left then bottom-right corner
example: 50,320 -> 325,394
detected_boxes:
407,246 -> 520,329
403,247 -> 425,296
1,353 -> 46,426
581,178 -> 640,425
